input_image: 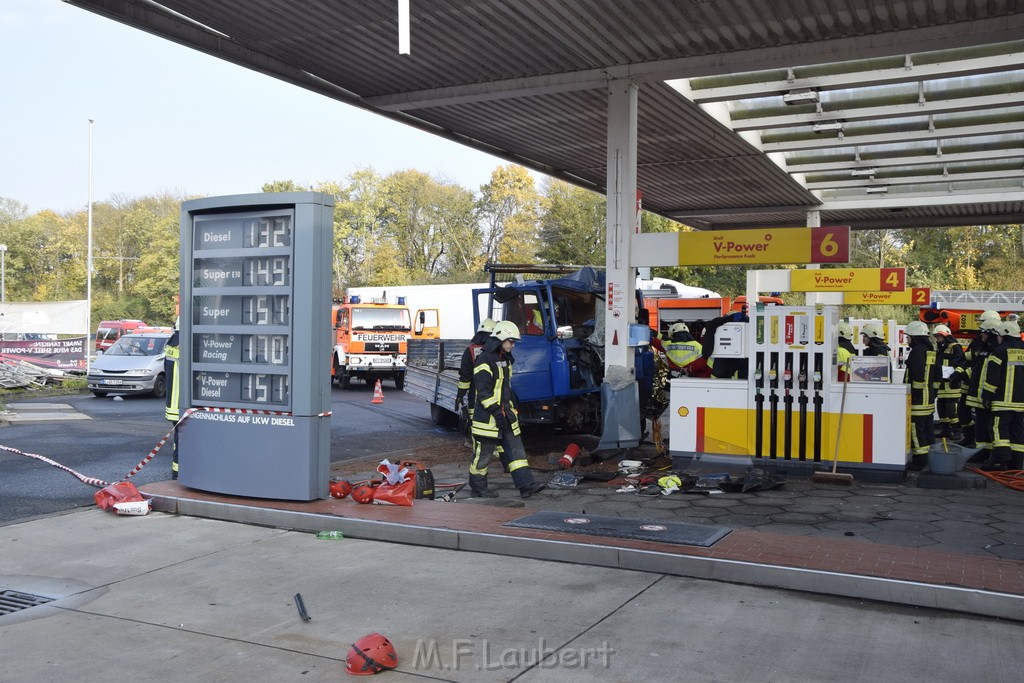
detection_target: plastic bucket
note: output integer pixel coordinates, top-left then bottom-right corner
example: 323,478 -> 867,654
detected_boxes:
927,443 -> 966,475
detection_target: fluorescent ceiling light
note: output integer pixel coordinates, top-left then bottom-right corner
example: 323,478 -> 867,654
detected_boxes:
812,121 -> 843,133
783,89 -> 819,105
850,168 -> 877,176
865,186 -> 889,194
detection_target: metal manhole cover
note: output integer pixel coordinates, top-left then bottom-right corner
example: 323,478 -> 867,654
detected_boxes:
0,590 -> 54,616
504,510 -> 731,547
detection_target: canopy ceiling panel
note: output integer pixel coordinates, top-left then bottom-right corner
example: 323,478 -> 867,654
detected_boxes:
67,0 -> 1024,229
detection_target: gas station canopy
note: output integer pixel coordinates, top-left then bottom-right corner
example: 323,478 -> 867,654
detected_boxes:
68,1 -> 1024,230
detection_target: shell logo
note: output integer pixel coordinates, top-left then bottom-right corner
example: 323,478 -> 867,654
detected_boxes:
677,406 -> 690,417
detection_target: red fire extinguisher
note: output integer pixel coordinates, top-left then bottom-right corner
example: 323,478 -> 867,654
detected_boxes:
559,444 -> 580,469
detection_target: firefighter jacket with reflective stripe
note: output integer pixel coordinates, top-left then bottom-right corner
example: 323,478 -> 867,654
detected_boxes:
471,338 -> 522,440
457,331 -> 491,393
965,335 -> 1000,409
665,338 -> 702,371
981,337 -> 1024,412
906,337 -> 938,416
951,333 -> 986,394
164,331 -> 180,422
933,336 -> 966,399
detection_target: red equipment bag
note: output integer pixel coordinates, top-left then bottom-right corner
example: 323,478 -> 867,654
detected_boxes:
372,480 -> 415,506
94,481 -> 145,510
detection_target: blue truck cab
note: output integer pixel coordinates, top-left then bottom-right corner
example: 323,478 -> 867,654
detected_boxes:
473,264 -> 652,432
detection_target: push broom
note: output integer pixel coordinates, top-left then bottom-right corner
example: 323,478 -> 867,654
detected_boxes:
812,359 -> 855,485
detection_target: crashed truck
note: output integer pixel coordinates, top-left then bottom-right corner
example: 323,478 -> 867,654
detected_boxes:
404,264 -> 656,435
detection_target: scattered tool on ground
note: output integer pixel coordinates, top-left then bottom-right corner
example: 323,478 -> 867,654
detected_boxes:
293,592 -> 311,621
812,360 -> 854,485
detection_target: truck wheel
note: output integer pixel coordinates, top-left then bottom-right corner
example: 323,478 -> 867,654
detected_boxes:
151,373 -> 167,399
394,372 -> 405,391
331,358 -> 340,386
429,403 -> 452,426
430,403 -> 459,428
340,368 -> 352,390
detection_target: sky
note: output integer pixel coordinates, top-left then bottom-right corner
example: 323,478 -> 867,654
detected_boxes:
1,1 -> 516,215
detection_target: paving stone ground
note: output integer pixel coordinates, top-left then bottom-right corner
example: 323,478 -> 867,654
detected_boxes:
331,433 -> 1024,561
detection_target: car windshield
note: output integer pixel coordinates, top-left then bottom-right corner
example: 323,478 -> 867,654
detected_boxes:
351,307 -> 410,331
97,328 -> 118,341
105,336 -> 168,357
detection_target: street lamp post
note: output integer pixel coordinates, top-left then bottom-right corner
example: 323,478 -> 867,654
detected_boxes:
0,244 -> 7,302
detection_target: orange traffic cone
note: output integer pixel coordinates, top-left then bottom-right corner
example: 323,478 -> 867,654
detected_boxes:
371,379 -> 385,404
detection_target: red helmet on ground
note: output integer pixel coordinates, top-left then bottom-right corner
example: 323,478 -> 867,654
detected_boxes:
351,483 -> 376,504
329,478 -> 353,499
346,632 -> 398,675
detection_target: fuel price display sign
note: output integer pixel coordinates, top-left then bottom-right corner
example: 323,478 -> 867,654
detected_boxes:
177,193 -> 333,500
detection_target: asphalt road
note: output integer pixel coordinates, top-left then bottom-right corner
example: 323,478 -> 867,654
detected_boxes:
0,382 -> 455,525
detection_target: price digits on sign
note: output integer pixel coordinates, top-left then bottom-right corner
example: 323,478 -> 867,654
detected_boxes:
243,334 -> 288,365
241,373 -> 289,404
242,295 -> 289,325
245,216 -> 291,248
245,256 -> 289,286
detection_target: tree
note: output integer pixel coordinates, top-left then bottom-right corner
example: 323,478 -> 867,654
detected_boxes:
376,170 -> 476,282
536,179 -> 603,265
478,165 -> 540,265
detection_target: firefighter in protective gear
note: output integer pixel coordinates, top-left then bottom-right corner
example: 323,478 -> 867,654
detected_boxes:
163,324 -> 181,480
664,322 -> 711,378
468,321 -> 546,499
456,318 -> 501,457
861,322 -> 890,357
455,318 -> 496,412
979,320 -> 1024,470
836,321 -> 857,381
958,316 -> 1002,454
905,320 -> 938,468
932,324 -> 965,440
950,312 -> 1001,447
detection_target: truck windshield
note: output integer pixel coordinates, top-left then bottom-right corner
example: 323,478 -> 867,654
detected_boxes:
351,307 -> 411,331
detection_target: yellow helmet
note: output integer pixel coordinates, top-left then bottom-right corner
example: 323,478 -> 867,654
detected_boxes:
981,317 -> 1002,333
668,322 -> 690,337
862,322 -> 884,340
1001,320 -> 1021,337
931,324 -> 952,337
836,322 -> 854,340
491,320 -> 522,341
979,310 -> 1001,324
905,321 -> 929,337
477,318 -> 496,333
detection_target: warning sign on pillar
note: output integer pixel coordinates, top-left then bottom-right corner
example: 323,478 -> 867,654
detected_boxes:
607,282 -> 624,319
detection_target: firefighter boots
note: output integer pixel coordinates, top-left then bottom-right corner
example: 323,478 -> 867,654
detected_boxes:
520,482 -> 546,499
469,474 -> 499,498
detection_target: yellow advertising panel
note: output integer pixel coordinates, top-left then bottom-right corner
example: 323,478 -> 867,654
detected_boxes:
678,226 -> 849,266
790,268 -> 906,292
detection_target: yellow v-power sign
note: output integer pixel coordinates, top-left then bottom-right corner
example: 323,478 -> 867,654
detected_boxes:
844,287 -> 930,305
790,268 -> 907,292
677,226 -> 849,266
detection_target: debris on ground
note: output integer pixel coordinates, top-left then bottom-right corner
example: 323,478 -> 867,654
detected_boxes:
0,359 -> 56,389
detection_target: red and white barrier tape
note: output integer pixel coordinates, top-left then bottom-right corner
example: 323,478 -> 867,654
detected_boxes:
4,406 -> 333,488
0,444 -> 112,487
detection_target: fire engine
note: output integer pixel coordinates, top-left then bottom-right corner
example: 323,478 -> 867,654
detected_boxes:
919,290 -> 1024,338
330,295 -> 438,390
643,294 -> 784,342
